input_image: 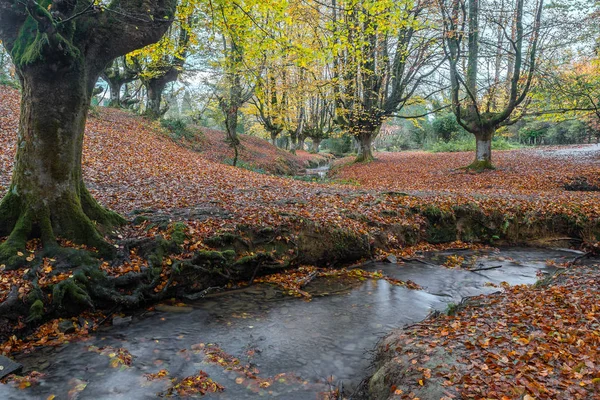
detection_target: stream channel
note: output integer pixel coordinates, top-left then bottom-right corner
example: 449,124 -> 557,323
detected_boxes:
0,247 -> 582,399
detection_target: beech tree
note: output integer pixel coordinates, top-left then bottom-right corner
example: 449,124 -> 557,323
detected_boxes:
100,56 -> 137,107
0,0 -> 177,268
331,0 -> 442,162
439,0 -> 544,170
130,15 -> 194,119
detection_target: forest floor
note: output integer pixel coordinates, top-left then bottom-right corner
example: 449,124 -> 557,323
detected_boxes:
366,262 -> 600,400
0,86 -> 599,398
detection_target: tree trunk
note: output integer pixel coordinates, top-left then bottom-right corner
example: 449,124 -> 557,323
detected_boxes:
270,131 -> 278,147
289,132 -> 297,155
355,134 -> 374,162
297,136 -> 305,151
224,106 -> 240,166
145,80 -> 167,119
107,80 -> 122,108
467,127 -> 495,170
0,66 -> 123,269
311,139 -> 322,153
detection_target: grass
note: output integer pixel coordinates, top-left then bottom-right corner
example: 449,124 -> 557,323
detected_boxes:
426,137 -> 520,153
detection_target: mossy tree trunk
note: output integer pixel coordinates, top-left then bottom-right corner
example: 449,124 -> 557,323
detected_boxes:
0,63 -> 122,267
224,105 -> 241,166
353,117 -> 380,163
100,57 -> 137,108
470,126 -> 495,170
144,69 -> 178,119
297,134 -> 305,151
0,0 -> 177,268
311,138 -> 322,153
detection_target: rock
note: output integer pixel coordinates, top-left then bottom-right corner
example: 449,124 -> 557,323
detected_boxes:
112,316 -> 133,327
155,304 -> 194,313
58,320 -> 77,334
0,355 -> 22,379
384,254 -> 398,264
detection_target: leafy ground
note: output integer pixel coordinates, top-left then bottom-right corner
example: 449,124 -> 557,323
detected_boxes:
333,150 -> 600,211
368,263 -> 600,400
1,86 -> 600,398
164,124 -> 331,175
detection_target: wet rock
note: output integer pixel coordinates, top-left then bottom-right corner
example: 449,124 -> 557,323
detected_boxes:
58,320 -> 77,334
0,355 -> 22,379
112,316 -> 133,327
155,304 -> 193,313
384,254 -> 397,264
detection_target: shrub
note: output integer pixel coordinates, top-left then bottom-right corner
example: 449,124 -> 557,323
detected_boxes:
161,118 -> 194,140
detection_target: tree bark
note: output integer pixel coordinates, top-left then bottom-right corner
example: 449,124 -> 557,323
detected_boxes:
297,135 -> 305,151
311,139 -> 322,153
355,134 -> 374,162
107,80 -> 122,107
145,80 -> 168,119
0,64 -> 123,268
467,127 -> 495,170
270,130 -> 279,147
224,106 -> 240,166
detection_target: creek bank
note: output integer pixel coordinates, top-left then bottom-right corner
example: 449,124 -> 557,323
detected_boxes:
0,196 -> 598,342
363,261 -> 600,400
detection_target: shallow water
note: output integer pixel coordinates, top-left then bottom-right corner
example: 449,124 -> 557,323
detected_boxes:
0,248 -> 580,399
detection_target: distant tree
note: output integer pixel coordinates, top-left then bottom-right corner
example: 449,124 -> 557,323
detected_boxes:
0,45 -> 16,87
331,0 -> 442,162
0,0 -> 177,268
439,0 -> 544,170
130,10 -> 197,119
100,56 -> 138,108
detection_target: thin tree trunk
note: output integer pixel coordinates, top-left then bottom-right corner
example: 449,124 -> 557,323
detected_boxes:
298,136 -> 305,151
224,106 -> 240,166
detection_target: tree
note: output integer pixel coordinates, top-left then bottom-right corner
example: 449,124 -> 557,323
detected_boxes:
252,73 -> 287,146
0,0 -> 177,268
100,56 -> 137,108
331,0 -> 442,162
129,8 -> 197,119
439,0 -> 544,170
0,44 -> 16,87
202,0 -> 263,166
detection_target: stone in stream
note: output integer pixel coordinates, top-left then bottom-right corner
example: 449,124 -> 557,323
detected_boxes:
58,320 -> 77,334
384,254 -> 398,264
0,355 -> 22,379
112,316 -> 133,326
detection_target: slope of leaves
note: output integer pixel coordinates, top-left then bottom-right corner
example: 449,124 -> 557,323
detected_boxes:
377,265 -> 600,399
166,125 -> 330,175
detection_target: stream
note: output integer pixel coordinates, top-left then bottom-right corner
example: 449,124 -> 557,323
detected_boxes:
0,247 -> 582,399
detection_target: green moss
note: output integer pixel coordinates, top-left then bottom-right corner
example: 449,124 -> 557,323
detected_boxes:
168,222 -> 188,246
80,186 -> 126,229
11,1 -> 81,67
52,279 -> 93,311
203,232 -> 247,252
27,300 -> 44,322
465,160 -> 495,172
